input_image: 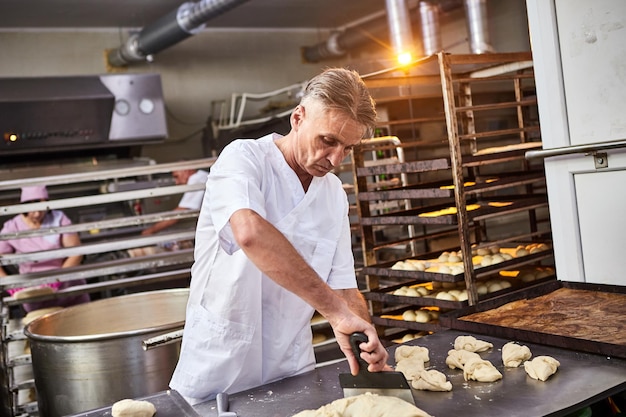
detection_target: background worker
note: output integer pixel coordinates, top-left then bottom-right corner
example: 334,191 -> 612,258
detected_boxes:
0,185 -> 90,312
141,167 -> 209,236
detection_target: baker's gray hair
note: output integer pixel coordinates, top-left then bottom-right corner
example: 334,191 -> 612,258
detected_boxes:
300,68 -> 377,139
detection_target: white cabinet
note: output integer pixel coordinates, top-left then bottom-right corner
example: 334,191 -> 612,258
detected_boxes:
526,0 -> 626,285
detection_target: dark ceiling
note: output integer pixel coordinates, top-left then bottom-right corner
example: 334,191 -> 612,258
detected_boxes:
0,0 -> 387,30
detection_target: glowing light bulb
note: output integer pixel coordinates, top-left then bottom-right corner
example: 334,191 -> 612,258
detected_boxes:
9,134 -> 18,142
397,52 -> 413,66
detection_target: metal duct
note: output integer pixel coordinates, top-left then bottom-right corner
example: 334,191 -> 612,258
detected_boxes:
419,1 -> 442,55
301,0 -> 465,63
386,0 -> 415,60
107,0 -> 250,67
464,0 -> 494,54
301,17 -> 390,63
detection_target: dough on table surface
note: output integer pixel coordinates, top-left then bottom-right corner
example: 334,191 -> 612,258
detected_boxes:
291,392 -> 432,417
524,356 -> 560,381
454,335 -> 493,353
411,369 -> 452,392
395,345 -> 430,364
111,399 -> 156,417
463,358 -> 503,382
395,358 -> 425,381
502,341 -> 532,367
445,349 -> 481,370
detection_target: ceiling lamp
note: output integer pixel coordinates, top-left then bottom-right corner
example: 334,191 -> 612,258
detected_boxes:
386,0 -> 415,66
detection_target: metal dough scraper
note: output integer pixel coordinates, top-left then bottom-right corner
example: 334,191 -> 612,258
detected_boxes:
338,332 -> 415,405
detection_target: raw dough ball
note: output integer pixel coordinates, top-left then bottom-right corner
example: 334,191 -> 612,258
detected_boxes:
415,286 -> 430,296
476,284 -> 488,295
438,265 -> 452,274
515,248 -> 529,257
395,358 -> 425,380
414,310 -> 431,323
502,342 -> 532,367
406,260 -> 426,271
411,369 -> 452,392
448,254 -> 462,263
435,291 -> 456,301
524,356 -> 560,381
456,290 -> 469,302
111,399 -> 156,417
394,286 -> 409,296
292,392 -> 433,417
405,287 -> 420,297
445,349 -> 481,370
463,358 -> 503,382
454,335 -> 493,353
392,261 -> 409,270
476,248 -> 491,256
491,254 -> 504,264
395,345 -> 430,363
402,310 -> 417,321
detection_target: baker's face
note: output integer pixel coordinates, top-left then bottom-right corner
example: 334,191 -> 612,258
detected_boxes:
293,100 -> 366,177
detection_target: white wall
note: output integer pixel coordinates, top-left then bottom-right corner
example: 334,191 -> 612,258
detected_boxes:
0,0 -> 531,163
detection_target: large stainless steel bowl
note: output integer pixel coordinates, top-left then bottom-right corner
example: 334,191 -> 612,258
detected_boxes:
24,288 -> 189,417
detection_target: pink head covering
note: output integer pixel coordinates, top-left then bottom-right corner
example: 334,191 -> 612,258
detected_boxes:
20,185 -> 49,203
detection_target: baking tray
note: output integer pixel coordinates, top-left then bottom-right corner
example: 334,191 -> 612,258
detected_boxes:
359,195 -> 548,226
361,246 -> 554,282
440,280 -> 626,359
65,390 -> 200,417
357,171 -> 546,202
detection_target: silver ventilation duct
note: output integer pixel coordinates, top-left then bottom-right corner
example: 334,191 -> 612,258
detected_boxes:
107,0 -> 250,67
301,0 -> 495,63
464,0 -> 493,54
419,1 -> 442,56
386,0 -> 415,59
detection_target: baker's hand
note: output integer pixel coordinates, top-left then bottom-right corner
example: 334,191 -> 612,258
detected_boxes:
330,317 -> 389,375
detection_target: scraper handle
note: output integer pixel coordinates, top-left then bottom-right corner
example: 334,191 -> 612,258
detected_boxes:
349,332 -> 370,373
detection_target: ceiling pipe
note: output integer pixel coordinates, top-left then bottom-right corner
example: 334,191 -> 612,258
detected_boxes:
464,0 -> 494,54
419,1 -> 442,56
386,0 -> 416,63
107,0 -> 250,67
301,0 -> 501,63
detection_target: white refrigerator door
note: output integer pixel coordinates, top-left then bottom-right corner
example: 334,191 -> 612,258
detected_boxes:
526,0 -> 626,284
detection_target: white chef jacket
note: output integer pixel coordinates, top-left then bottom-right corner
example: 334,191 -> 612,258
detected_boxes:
178,169 -> 209,210
170,133 -> 357,404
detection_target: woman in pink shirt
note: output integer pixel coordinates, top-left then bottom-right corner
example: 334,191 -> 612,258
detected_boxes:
0,185 -> 90,312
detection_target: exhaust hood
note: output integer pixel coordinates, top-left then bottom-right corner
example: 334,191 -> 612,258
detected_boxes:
0,73 -> 167,155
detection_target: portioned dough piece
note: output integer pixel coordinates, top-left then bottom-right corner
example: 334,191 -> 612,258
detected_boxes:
292,392 -> 433,417
502,341 -> 532,368
22,307 -> 63,326
111,399 -> 156,417
411,369 -> 452,392
445,349 -> 481,370
413,310 -> 431,323
524,356 -> 560,381
395,345 -> 430,363
13,286 -> 55,300
463,358 -> 503,382
395,358 -> 425,380
454,335 -> 493,353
